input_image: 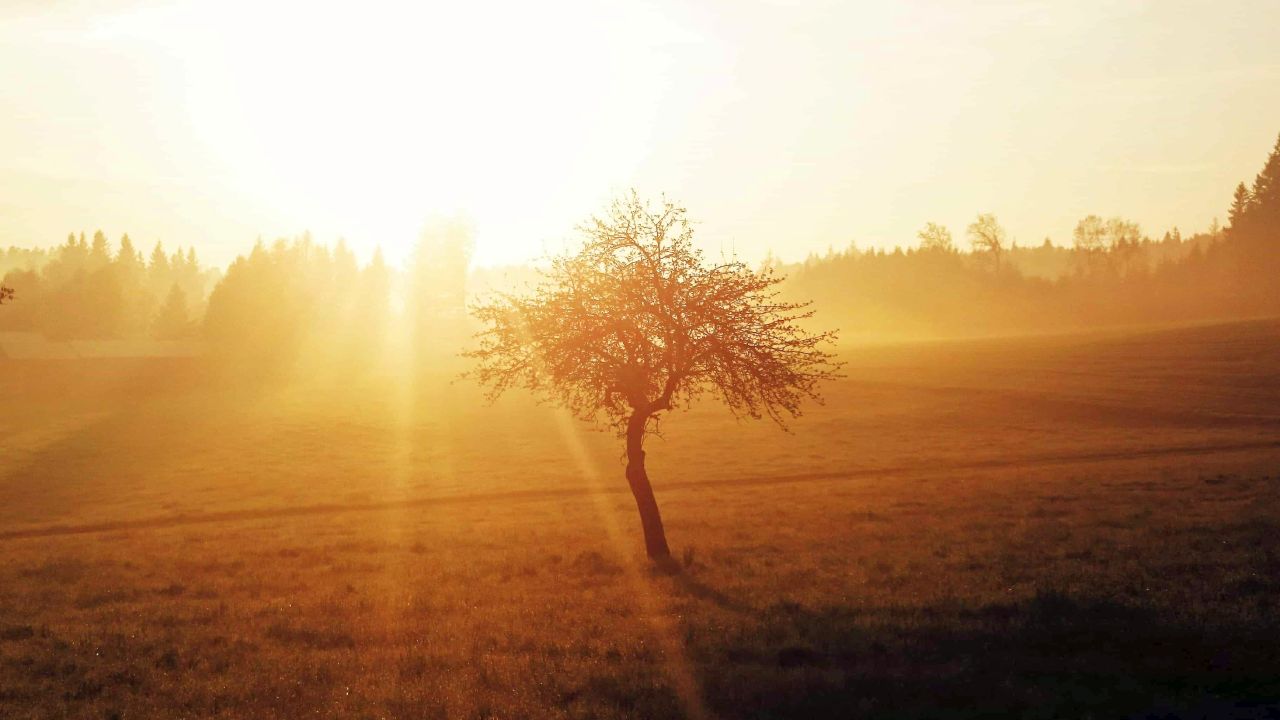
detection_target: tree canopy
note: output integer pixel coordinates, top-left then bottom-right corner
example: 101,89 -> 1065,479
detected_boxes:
467,191 -> 842,432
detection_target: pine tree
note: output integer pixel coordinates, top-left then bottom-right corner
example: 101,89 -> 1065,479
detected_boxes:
149,242 -> 173,298
1239,132 -> 1280,277
1228,182 -> 1253,231
117,234 -> 143,271
62,231 -> 89,271
1249,132 -> 1280,220
89,230 -> 111,269
149,241 -> 171,279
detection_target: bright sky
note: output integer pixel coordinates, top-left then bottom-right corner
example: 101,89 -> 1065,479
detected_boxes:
2,0 -> 1279,268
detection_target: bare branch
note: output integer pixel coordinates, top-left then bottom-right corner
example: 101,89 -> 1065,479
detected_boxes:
465,191 -> 843,435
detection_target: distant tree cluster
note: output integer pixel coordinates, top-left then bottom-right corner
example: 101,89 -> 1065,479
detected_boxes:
783,211 -> 1223,338
203,235 -> 390,376
783,133 -> 1280,338
170,224 -> 473,377
2,131 -> 1277,365
0,246 -> 49,277
0,232 -> 211,339
786,216 -> 1223,338
1223,134 -> 1280,306
0,220 -> 477,379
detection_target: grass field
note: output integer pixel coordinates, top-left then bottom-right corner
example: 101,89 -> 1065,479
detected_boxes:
2,318 -> 1279,719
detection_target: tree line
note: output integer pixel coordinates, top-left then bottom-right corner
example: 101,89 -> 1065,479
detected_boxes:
193,222 -> 473,378
2,133 -> 1278,361
784,134 -> 1280,338
0,232 -> 212,340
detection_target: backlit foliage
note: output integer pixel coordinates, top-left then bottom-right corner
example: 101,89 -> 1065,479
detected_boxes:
467,191 -> 842,431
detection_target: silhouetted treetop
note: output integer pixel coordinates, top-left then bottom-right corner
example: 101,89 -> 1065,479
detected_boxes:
467,191 -> 842,431
967,213 -> 1006,272
1252,133 -> 1280,216
917,222 -> 955,253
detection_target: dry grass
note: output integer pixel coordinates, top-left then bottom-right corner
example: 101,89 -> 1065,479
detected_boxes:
2,318 -> 1279,718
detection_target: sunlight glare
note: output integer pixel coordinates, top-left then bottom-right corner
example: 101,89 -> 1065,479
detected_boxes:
97,0 -> 679,265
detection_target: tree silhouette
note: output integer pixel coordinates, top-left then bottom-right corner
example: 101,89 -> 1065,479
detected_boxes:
466,192 -> 841,559
1106,217 -> 1143,277
1073,215 -> 1108,276
89,230 -> 111,270
149,241 -> 171,283
1250,132 -> 1280,226
116,234 -> 143,275
966,213 -> 1007,273
917,222 -> 955,252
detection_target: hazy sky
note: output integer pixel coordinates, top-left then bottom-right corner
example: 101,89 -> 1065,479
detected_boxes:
2,0 -> 1279,267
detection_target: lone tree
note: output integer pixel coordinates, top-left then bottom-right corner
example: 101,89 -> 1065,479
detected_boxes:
966,213 -> 1007,273
466,192 -> 841,559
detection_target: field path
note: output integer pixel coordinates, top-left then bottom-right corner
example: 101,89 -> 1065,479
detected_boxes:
3,438 -> 1278,542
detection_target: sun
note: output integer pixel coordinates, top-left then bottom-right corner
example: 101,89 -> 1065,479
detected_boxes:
91,0 -> 673,266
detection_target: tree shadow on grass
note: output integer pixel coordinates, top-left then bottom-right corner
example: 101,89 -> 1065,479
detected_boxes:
656,560 -> 752,615
683,588 -> 1280,719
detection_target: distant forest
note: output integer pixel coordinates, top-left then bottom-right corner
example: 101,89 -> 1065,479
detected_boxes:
2,134 -> 1279,365
783,135 -> 1280,338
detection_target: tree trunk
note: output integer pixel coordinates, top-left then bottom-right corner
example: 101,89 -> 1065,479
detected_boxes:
625,411 -> 671,559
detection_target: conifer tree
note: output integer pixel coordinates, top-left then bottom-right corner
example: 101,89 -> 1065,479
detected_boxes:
917,222 -> 954,252
117,234 -> 142,269
89,230 -> 111,269
1249,132 -> 1280,221
150,241 -> 171,282
1228,182 -> 1253,231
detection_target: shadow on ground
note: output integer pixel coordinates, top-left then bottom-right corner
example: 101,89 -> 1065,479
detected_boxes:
674,582 -> 1280,719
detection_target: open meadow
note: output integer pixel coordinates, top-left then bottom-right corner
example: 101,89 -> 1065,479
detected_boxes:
2,318 -> 1279,719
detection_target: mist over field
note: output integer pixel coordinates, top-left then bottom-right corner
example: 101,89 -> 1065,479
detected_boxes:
4,3 -> 1280,718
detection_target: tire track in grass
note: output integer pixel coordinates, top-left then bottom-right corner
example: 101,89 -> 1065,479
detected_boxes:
3,438 -> 1279,542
